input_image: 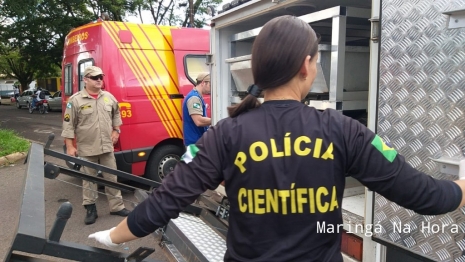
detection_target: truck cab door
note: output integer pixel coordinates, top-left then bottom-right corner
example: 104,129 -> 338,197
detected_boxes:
170,28 -> 211,117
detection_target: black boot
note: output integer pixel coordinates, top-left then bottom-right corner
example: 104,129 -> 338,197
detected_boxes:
84,204 -> 98,225
110,208 -> 131,217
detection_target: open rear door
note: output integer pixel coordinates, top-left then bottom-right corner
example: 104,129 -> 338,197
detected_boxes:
372,0 -> 465,261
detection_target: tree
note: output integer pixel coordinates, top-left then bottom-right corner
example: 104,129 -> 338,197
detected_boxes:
130,0 -> 222,27
0,46 -> 35,92
0,0 -> 220,93
0,2 -> 34,91
179,0 -> 221,28
87,0 -> 135,21
143,0 -> 176,25
0,0 -> 95,88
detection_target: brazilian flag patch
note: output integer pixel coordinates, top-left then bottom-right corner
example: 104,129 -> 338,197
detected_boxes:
371,135 -> 397,162
181,144 -> 199,164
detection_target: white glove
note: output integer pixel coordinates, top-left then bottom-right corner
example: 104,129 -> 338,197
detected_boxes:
88,227 -> 121,247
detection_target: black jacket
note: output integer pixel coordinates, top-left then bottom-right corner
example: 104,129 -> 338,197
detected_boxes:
127,100 -> 461,262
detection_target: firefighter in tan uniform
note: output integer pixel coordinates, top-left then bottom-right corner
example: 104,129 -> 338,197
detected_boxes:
62,66 -> 130,225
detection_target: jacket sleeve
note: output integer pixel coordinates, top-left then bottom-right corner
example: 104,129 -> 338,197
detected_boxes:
342,115 -> 462,215
61,97 -> 77,139
127,124 -> 226,237
111,96 -> 123,127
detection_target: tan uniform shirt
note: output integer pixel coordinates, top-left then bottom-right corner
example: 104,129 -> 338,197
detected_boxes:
61,88 -> 122,157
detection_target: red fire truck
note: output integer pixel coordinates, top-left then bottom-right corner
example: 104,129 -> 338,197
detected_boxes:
61,20 -> 210,182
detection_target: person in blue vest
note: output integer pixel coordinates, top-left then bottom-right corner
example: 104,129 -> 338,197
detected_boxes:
182,72 -> 211,147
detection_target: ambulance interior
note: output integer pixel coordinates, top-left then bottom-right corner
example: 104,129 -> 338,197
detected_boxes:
221,0 -> 373,237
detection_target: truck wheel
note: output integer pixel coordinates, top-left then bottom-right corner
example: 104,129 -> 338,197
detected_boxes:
16,101 -> 21,109
146,145 -> 184,183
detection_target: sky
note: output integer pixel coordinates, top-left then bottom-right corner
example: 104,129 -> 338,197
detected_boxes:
125,1 -> 231,25
125,10 -> 155,24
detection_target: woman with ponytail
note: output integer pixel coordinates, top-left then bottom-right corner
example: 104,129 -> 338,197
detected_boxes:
90,15 -> 465,262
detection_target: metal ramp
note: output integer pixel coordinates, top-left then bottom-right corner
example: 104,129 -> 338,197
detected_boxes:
163,212 -> 227,262
5,133 -> 230,262
4,142 -> 158,262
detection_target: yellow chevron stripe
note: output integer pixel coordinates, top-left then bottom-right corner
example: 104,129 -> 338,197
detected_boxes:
117,23 -> 182,137
103,22 -> 177,137
119,24 -> 182,136
107,22 -> 178,138
138,25 -> 183,122
114,23 -> 181,137
103,24 -> 161,114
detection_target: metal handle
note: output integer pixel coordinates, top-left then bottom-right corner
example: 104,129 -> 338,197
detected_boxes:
48,202 -> 73,242
431,157 -> 465,180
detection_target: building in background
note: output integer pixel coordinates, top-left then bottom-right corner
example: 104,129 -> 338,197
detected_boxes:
36,77 -> 61,93
0,78 -> 36,98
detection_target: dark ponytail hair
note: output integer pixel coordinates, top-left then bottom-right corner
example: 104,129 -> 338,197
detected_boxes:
228,15 -> 319,118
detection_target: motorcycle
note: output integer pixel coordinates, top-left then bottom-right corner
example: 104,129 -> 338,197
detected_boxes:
28,98 -> 48,114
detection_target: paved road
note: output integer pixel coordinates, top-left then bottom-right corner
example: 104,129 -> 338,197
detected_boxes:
0,100 -> 63,148
0,102 -> 170,261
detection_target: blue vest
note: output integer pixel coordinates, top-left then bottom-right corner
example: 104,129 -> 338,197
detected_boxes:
182,89 -> 207,146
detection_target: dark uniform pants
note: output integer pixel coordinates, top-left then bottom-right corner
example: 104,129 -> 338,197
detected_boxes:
81,152 -> 125,212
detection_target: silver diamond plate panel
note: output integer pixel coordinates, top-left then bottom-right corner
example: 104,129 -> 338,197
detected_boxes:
171,213 -> 227,262
374,0 -> 465,261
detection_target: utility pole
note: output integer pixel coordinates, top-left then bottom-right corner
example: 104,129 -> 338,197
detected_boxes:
179,0 -> 195,27
189,0 -> 194,28
189,0 -> 194,27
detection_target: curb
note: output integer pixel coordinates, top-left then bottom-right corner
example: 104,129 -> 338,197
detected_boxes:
0,152 -> 27,166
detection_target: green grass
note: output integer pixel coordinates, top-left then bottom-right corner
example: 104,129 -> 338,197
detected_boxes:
0,129 -> 30,158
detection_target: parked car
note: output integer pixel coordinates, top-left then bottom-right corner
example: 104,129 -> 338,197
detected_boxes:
47,90 -> 62,111
4,90 -> 14,98
16,89 -> 51,109
16,90 -> 33,109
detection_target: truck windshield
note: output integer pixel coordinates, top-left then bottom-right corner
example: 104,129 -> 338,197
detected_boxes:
185,55 -> 209,85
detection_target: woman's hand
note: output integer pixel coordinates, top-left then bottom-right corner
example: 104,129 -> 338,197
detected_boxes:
88,227 -> 121,247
